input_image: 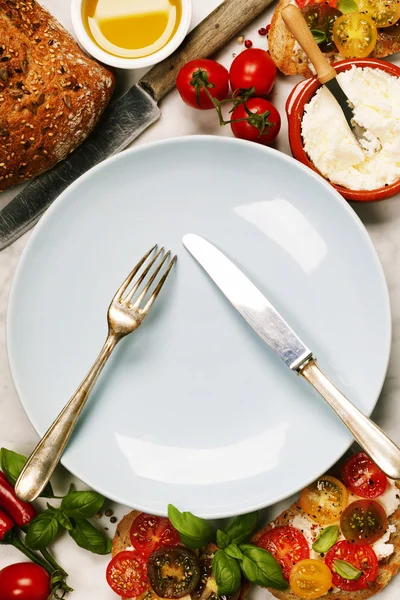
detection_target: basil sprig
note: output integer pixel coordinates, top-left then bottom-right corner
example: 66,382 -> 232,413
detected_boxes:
168,506 -> 287,592
312,526 -> 339,554
337,0 -> 358,13
311,29 -> 327,45
0,448 -> 54,498
25,489 -> 111,555
334,559 -> 362,580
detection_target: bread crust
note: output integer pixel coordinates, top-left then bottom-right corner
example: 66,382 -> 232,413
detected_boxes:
268,0 -> 400,77
0,0 -> 116,191
112,511 -> 251,600
252,482 -> 400,600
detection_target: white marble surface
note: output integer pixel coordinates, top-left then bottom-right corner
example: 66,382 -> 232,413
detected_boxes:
1,0 -> 400,598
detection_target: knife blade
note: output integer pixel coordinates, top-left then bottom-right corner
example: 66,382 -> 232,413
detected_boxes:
182,233 -> 313,370
183,233 -> 400,480
0,0 -> 276,251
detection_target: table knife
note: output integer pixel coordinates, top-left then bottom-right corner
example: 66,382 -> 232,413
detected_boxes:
183,233 -> 400,480
0,0 -> 276,251
282,4 -> 372,147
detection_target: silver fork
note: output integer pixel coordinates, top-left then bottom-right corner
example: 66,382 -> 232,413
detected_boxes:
15,245 -> 176,502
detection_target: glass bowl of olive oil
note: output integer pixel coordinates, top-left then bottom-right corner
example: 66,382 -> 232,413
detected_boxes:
71,0 -> 192,69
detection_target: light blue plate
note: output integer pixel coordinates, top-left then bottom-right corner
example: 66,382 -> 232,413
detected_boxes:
7,137 -> 391,518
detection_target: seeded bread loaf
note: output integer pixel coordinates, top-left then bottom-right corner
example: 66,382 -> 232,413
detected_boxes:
0,0 -> 116,191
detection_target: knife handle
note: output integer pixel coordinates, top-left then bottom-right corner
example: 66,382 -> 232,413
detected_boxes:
282,5 -> 337,84
300,359 -> 400,480
140,0 -> 276,102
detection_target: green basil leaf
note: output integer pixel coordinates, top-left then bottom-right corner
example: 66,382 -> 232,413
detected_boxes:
312,526 -> 339,554
213,550 -> 241,596
311,29 -> 327,45
225,544 -> 243,560
217,529 -> 230,549
25,510 -> 60,550
224,512 -> 259,545
57,511 -> 73,531
168,505 -> 214,549
61,491 -> 105,519
239,544 -> 287,590
69,519 -> 112,554
337,0 -> 358,13
0,448 -> 54,498
334,559 -> 362,580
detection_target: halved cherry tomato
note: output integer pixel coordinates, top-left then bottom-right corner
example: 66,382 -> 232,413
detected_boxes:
257,526 -> 310,580
106,551 -> 148,598
325,541 -> 378,591
296,0 -> 338,8
148,547 -> 201,598
289,559 -> 333,599
229,49 -> 277,97
332,13 -> 377,58
357,0 -> 400,28
299,476 -> 348,525
340,500 -> 388,545
342,452 -> 387,499
176,60 -> 229,110
301,5 -> 341,52
130,513 -> 180,558
230,98 -> 281,145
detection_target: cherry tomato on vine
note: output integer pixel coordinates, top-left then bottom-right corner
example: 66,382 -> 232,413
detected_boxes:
0,563 -> 51,600
229,48 -> 277,97
257,526 -> 309,580
341,452 -> 387,499
130,513 -> 180,558
176,59 -> 229,110
325,541 -> 378,591
106,551 -> 148,598
230,98 -> 281,145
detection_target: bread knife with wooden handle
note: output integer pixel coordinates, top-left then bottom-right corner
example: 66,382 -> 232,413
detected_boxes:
0,0 -> 275,251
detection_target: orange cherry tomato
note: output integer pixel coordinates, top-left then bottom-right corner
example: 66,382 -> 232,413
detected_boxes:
357,0 -> 400,28
300,476 -> 348,525
290,559 -> 333,599
333,13 -> 377,58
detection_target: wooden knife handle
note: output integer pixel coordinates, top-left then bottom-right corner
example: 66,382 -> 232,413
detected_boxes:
282,4 -> 337,84
140,0 -> 276,102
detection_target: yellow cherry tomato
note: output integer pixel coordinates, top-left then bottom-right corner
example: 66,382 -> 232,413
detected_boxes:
357,0 -> 400,28
290,560 -> 333,600
333,13 -> 377,57
299,475 -> 348,525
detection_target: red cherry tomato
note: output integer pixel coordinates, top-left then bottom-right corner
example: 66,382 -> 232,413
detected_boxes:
342,452 -> 387,499
229,49 -> 277,96
257,526 -> 310,580
0,563 -> 50,600
230,98 -> 281,145
325,541 -> 379,591
106,551 -> 148,598
340,500 -> 388,545
296,0 -> 338,8
130,513 -> 180,558
176,59 -> 229,110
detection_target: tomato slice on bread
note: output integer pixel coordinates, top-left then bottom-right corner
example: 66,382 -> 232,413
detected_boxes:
257,526 -> 310,580
296,0 -> 338,8
342,452 -> 387,499
130,513 -> 180,558
325,541 -> 378,591
106,551 -> 148,598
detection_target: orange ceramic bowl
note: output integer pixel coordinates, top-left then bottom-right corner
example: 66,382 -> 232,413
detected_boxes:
286,58 -> 400,202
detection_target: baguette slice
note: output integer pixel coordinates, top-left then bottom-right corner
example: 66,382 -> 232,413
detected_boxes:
268,0 -> 400,77
113,511 -> 251,600
252,482 -> 400,600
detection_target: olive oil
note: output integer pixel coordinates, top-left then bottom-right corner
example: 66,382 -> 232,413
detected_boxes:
83,0 -> 182,59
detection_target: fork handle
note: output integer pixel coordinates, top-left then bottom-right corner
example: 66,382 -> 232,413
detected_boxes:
15,334 -> 119,502
299,359 -> 400,479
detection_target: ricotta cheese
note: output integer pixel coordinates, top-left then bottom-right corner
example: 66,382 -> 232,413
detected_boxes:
291,514 -> 321,560
301,66 -> 400,190
378,478 -> 400,516
372,523 -> 396,560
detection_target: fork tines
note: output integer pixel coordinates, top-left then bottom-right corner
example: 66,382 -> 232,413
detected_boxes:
115,245 -> 176,312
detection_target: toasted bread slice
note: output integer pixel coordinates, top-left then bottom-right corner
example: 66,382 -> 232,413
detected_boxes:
113,511 -> 251,600
268,0 -> 400,77
252,482 -> 400,600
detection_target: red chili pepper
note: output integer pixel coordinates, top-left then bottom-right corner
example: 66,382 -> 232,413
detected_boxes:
0,471 -> 36,527
0,509 -> 14,540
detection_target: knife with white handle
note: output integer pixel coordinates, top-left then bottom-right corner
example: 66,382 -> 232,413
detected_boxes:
183,233 -> 400,480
